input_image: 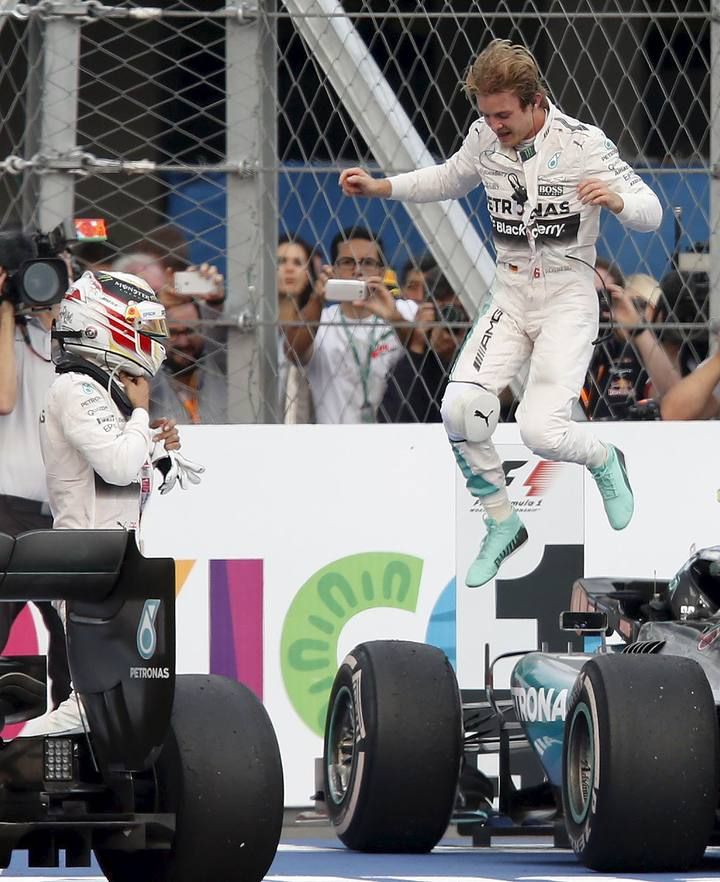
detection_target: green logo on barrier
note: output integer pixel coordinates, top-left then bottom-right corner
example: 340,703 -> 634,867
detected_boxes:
280,552 -> 423,735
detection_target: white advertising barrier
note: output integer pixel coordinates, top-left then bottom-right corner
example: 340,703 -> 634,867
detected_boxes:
142,424 -> 456,806
138,421 -> 720,805
583,422 -> 720,576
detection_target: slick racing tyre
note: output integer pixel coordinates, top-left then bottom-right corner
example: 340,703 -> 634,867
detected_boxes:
96,674 -> 284,882
563,653 -> 718,872
323,640 -> 462,852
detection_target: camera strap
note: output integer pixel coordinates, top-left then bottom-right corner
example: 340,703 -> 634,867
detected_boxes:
54,354 -> 134,417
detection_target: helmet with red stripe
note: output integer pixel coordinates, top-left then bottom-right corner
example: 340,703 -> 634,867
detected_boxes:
57,270 -> 168,377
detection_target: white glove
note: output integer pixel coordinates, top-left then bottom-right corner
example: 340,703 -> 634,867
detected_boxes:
154,451 -> 205,495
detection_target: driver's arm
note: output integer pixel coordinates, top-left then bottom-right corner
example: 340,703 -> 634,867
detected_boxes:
56,375 -> 152,485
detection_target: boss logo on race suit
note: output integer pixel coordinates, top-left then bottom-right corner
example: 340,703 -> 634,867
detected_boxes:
472,307 -> 503,371
512,685 -> 568,722
538,183 -> 564,197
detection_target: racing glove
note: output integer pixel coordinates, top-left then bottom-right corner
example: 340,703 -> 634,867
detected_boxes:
153,451 -> 205,495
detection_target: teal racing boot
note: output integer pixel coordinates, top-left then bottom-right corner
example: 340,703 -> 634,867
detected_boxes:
465,511 -> 528,588
589,444 -> 634,530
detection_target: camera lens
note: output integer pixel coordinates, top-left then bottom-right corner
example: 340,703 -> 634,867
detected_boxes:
18,259 -> 68,307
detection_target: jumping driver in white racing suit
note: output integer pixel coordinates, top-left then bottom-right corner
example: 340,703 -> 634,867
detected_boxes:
24,269 -> 204,735
340,39 -> 662,589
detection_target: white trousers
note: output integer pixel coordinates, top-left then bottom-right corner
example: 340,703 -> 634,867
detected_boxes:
443,272 -> 605,497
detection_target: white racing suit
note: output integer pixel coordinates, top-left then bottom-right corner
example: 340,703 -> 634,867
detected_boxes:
40,372 -> 155,531
387,100 -> 663,497
23,371 -> 156,736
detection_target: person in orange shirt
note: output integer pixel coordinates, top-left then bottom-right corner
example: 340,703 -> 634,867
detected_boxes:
150,299 -> 228,424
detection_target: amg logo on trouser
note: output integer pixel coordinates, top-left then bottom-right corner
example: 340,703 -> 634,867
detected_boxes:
473,308 -> 504,371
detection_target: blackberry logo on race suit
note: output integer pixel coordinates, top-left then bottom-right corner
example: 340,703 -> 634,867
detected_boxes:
488,194 -> 580,245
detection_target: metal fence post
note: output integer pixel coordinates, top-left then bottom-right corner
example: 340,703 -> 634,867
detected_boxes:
38,1 -> 81,231
711,0 -> 720,331
226,2 -> 278,422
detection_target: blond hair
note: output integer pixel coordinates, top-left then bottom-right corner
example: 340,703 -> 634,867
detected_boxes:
464,39 -> 547,108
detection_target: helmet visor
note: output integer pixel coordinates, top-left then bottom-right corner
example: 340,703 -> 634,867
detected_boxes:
125,300 -> 168,339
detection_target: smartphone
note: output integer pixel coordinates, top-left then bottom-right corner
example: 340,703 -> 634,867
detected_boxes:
174,270 -> 217,297
325,278 -> 368,302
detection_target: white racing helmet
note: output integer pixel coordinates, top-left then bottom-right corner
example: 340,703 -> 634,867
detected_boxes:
57,270 -> 168,377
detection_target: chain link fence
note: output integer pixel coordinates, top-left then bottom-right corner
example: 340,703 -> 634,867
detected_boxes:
0,0 -> 716,423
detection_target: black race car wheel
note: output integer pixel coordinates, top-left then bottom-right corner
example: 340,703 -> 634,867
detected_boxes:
96,674 -> 284,882
562,653 -> 718,872
323,640 -> 462,852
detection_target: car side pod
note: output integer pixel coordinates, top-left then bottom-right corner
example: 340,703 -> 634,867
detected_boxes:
0,529 -> 175,774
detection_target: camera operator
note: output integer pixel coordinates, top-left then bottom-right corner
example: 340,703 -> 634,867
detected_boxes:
0,230 -> 71,711
582,266 -> 681,419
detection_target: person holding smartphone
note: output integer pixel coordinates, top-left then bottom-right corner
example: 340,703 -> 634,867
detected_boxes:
283,226 -> 417,423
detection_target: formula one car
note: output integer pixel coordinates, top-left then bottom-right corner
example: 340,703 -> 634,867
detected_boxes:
318,546 -> 720,872
0,529 -> 283,881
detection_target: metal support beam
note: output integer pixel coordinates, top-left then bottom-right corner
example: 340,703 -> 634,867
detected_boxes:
281,0 -> 496,313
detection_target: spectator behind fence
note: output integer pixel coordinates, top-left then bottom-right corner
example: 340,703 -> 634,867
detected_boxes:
0,230 -> 71,711
399,252 -> 440,303
150,298 -> 228,424
283,226 -> 417,423
654,268 -> 709,377
379,288 -> 469,423
582,264 -> 680,418
112,250 -> 225,313
660,329 -> 720,420
277,235 -> 315,423
112,243 -> 226,359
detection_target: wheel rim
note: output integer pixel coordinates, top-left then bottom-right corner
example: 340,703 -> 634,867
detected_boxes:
326,685 -> 356,806
566,702 -> 595,824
